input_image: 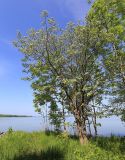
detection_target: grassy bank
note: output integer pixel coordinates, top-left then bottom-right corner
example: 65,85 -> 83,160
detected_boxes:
0,131 -> 125,160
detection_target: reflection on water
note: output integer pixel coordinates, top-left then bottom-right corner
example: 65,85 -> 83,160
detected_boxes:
0,116 -> 125,136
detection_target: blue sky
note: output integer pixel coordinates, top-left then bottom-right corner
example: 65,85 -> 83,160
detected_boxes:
0,0 -> 90,115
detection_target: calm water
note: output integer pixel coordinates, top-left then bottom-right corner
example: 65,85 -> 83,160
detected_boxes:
0,116 -> 125,136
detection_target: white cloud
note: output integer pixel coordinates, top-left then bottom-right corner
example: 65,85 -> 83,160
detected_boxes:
56,0 -> 90,20
35,0 -> 91,21
65,0 -> 89,20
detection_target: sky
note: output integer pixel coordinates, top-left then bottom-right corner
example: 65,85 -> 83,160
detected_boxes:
0,0 -> 90,116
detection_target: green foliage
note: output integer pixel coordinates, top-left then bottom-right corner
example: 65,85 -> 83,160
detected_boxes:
0,131 -> 125,160
14,10 -> 107,143
49,102 -> 62,131
88,0 -> 125,116
121,110 -> 125,122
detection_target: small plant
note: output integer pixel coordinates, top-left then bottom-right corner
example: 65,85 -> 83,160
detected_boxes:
57,131 -> 70,147
7,127 -> 13,134
45,128 -> 52,136
60,131 -> 69,139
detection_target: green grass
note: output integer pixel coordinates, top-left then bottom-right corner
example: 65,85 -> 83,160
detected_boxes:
0,131 -> 125,160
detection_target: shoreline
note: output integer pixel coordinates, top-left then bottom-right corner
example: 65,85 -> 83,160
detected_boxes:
0,114 -> 33,118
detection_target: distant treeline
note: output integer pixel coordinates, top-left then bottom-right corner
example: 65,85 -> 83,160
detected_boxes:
0,114 -> 32,117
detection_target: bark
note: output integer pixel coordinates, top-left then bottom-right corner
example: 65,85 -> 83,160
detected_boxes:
74,109 -> 88,145
76,120 -> 88,145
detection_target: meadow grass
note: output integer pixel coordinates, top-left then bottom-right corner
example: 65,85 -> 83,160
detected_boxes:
0,131 -> 125,160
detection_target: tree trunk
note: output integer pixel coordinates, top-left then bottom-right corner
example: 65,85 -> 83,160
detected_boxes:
92,106 -> 97,136
76,120 -> 88,145
62,104 -> 66,131
61,98 -> 66,131
93,119 -> 97,136
74,105 -> 88,145
87,118 -> 92,136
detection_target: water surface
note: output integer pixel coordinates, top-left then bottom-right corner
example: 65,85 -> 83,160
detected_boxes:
0,116 -> 125,136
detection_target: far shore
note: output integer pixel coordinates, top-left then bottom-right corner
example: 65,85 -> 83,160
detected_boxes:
0,114 -> 33,118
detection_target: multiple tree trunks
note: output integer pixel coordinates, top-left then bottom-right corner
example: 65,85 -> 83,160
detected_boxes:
77,124 -> 88,145
74,108 -> 88,145
76,121 -> 88,145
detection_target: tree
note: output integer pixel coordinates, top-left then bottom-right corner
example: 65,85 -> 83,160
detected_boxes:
88,0 -> 125,117
49,101 -> 62,131
14,10 -> 106,145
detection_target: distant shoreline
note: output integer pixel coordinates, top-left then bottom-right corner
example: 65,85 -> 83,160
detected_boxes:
0,114 -> 33,117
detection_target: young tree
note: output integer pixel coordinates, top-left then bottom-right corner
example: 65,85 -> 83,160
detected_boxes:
49,101 -> 62,131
